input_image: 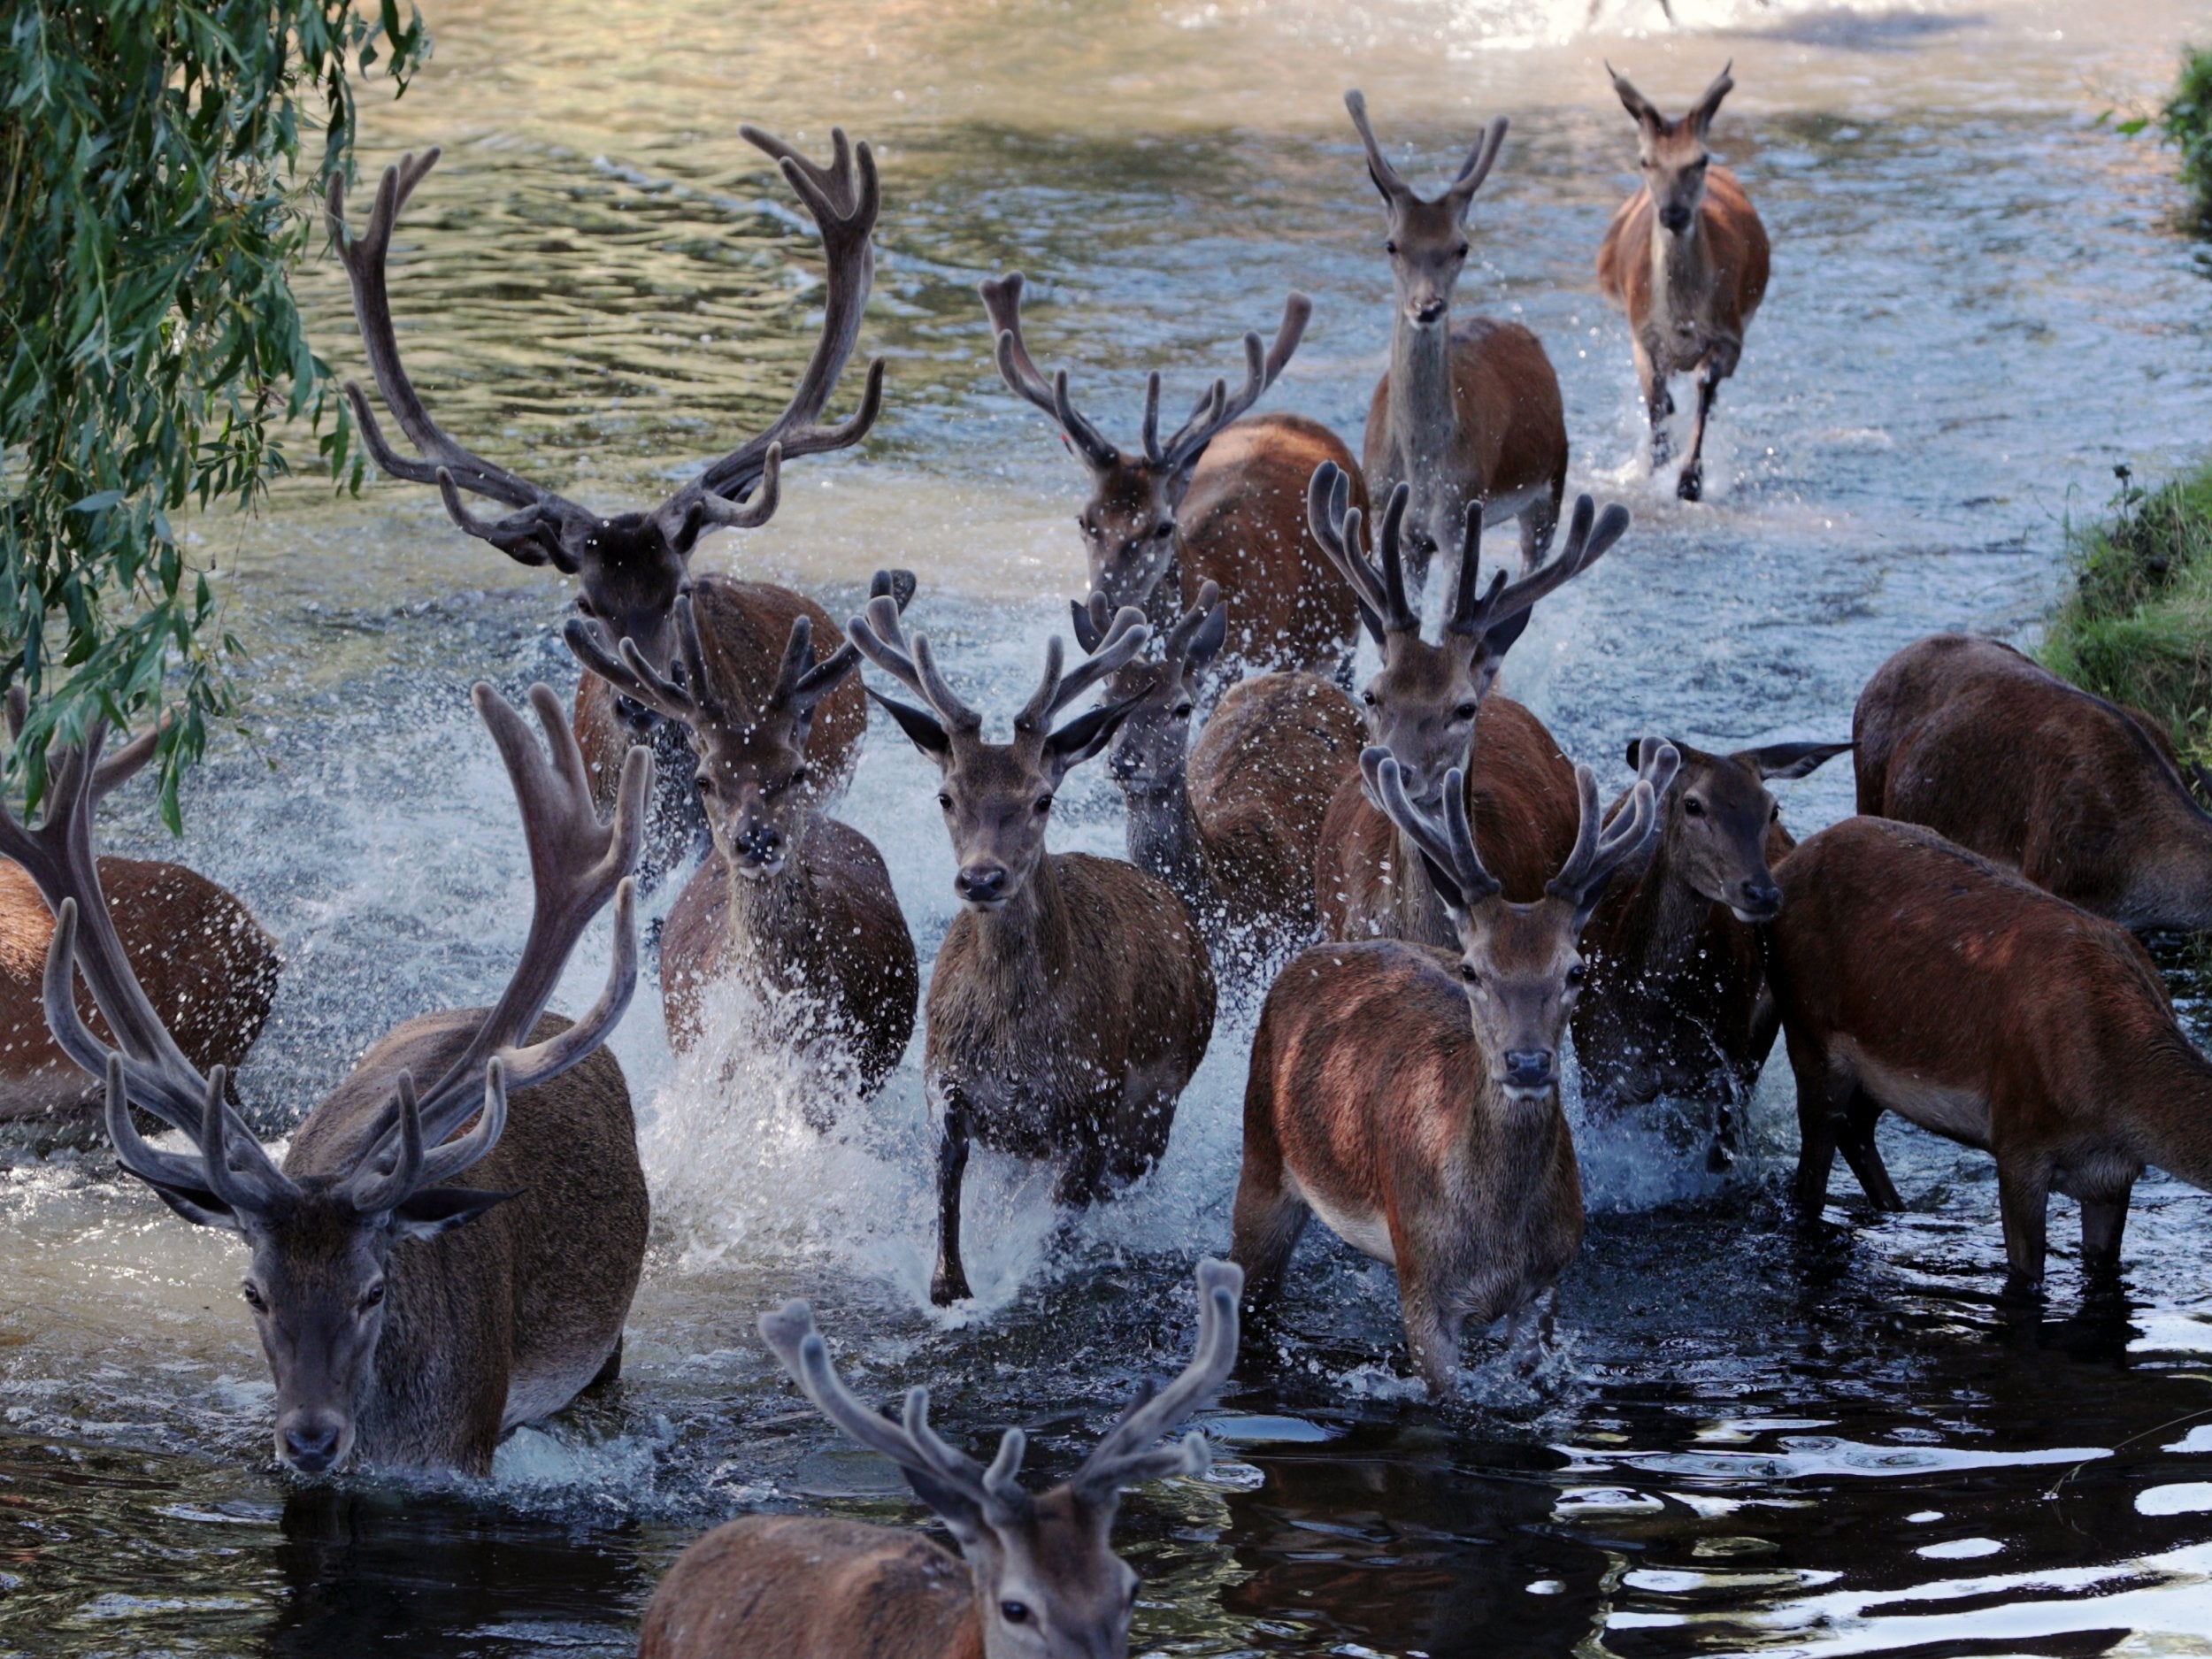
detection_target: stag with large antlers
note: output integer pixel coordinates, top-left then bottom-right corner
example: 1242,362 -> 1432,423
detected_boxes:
849,586 -> 1217,1304
0,703 -> 279,1119
27,687 -> 652,1474
1597,64 -> 1770,501
1345,91 -> 1569,603
982,272 -> 1362,682
565,573 -> 918,1096
327,128 -> 883,872
1306,464 -> 1629,946
641,1259 -> 1241,1658
1234,741 -> 1676,1395
1071,583 -> 1362,973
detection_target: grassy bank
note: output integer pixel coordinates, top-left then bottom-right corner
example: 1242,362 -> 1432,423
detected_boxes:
2042,462 -> 2212,770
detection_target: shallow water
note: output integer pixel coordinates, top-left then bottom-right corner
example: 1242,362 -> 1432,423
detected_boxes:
9,0 -> 2212,1652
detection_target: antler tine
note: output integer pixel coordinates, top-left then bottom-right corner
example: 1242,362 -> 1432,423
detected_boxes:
1075,1258 -> 1243,1498
1447,116 -> 1511,205
1305,462 -> 1394,634
1362,749 -> 1501,910
347,1071 -> 426,1215
104,1054 -> 219,1194
418,1056 -> 512,1190
1464,494 -> 1630,638
563,617 -> 698,728
672,594 -> 735,728
196,1064 -> 292,1216
979,272 -> 1121,470
1446,500 -> 1497,636
903,1388 -> 1034,1523
1050,369 -> 1122,472
1159,293 -> 1313,473
848,595 -> 985,733
1163,580 -> 1224,669
1374,483 -> 1416,633
1018,607 -> 1149,733
1344,90 -> 1410,200
677,442 -> 785,551
1547,744 -> 1678,912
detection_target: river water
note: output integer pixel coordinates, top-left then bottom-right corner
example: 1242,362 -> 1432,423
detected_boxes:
8,0 -> 2212,1653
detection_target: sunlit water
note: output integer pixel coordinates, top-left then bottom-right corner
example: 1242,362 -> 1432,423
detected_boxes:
9,0 -> 2212,1652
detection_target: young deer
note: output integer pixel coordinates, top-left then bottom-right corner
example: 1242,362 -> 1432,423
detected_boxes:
565,573 -> 918,1094
1235,742 -> 1676,1395
34,687 -> 652,1474
982,272 -> 1361,680
1071,581 -> 1363,969
0,701 -> 280,1121
1574,736 -> 1848,1160
1767,815 -> 2212,1293
640,1259 -> 1242,1659
1855,634 -> 2212,933
849,591 -> 1217,1305
328,128 -> 883,869
1305,463 -> 1628,946
1346,91 -> 1569,601
1597,64 -> 1770,502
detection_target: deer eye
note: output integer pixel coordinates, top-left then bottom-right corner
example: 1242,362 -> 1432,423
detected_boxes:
1034,794 -> 1054,815
1458,963 -> 1479,983
1361,690 -> 1378,707
1455,242 -> 1470,257
1000,1601 -> 1031,1624
791,763 -> 811,786
1453,702 -> 1479,722
574,596 -> 597,618
1382,238 -> 1397,254
358,1281 -> 387,1313
1153,521 -> 1174,539
936,792 -> 953,811
1565,963 -> 1587,987
1770,803 -> 1781,823
1173,703 -> 1194,719
1683,796 -> 1705,818
241,1282 -> 266,1312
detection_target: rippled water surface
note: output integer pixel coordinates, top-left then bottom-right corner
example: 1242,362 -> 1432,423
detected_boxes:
10,0 -> 2212,1653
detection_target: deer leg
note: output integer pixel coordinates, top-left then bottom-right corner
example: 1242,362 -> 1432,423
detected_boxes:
2080,1187 -> 2131,1282
1398,1280 -> 1463,1400
1231,1168 -> 1310,1315
1634,336 -> 1673,468
1995,1148 -> 2053,1296
1506,1286 -> 1558,1379
930,1089 -> 974,1306
589,1335 -> 624,1388
1677,349 -> 1735,503
1786,1031 -> 1847,1214
1517,475 -> 1563,572
1837,1094 -> 1903,1211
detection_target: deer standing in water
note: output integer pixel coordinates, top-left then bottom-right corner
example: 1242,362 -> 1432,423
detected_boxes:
1306,464 -> 1628,946
640,1260 -> 1242,1659
564,573 -> 918,1096
1767,814 -> 2212,1294
1855,634 -> 2212,933
0,701 -> 280,1120
37,687 -> 652,1474
1597,64 -> 1770,502
1072,582 -> 1363,971
1235,743 -> 1675,1395
983,272 -> 1361,681
849,589 -> 1217,1305
328,128 -> 883,875
1346,92 -> 1569,604
1573,736 -> 1848,1161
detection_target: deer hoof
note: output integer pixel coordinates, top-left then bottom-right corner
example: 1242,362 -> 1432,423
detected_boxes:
1677,466 -> 1703,503
930,1269 -> 972,1307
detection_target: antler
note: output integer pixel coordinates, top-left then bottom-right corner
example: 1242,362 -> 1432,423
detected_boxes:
1308,463 -> 1417,639
565,592 -> 724,731
848,587 -> 984,735
759,1299 -> 1035,1527
1011,606 -> 1149,735
1148,293 -> 1312,473
1344,91 -> 1509,211
1362,748 -> 1502,913
1074,1257 -> 1242,1499
1444,491 -> 1631,645
979,272 -> 1120,470
1548,740 -> 1679,916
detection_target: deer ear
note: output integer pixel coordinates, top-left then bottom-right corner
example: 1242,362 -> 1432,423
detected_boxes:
139,1178 -> 244,1233
1745,740 -> 1850,781
1045,696 -> 1140,775
868,687 -> 952,760
899,1466 -> 988,1551
389,1187 -> 517,1240
1418,849 -> 1470,922
1187,600 -> 1229,672
1691,62 -> 1735,134
1480,605 -> 1534,664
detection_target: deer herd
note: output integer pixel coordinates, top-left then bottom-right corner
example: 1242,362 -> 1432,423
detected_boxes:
9,67 -> 2212,1656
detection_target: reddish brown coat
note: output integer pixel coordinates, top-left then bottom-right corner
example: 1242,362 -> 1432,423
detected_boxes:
1595,168 -> 1770,357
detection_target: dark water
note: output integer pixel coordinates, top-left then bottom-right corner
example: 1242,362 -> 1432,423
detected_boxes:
8,0 -> 2212,1652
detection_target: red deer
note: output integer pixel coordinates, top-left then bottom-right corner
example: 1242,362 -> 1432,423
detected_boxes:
981,271 -> 1361,680
0,702 -> 279,1120
564,573 -> 918,1095
31,687 -> 653,1473
327,128 -> 882,869
1071,581 -> 1363,970
1855,634 -> 2212,933
1345,91 -> 1569,599
1597,64 -> 1770,502
1766,814 -> 2212,1293
848,590 -> 1217,1304
1305,463 -> 1627,945
1234,741 -> 1676,1394
639,1259 -> 1241,1659
1573,736 -> 1849,1162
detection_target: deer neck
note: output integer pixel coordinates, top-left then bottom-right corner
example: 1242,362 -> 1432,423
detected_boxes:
2131,794 -> 2212,932
1601,833 -> 1706,985
1650,211 -> 1712,319
2116,1030 -> 2212,1190
718,817 -> 825,979
964,853 -> 1078,990
1124,774 -> 1213,916
1386,814 -> 1463,949
1388,313 -> 1462,480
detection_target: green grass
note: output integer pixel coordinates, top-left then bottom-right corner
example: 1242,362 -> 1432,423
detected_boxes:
2042,462 -> 2212,771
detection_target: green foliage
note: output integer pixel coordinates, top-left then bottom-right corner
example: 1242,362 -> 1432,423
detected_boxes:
2042,463 -> 2212,772
2113,45 -> 2212,229
0,0 -> 426,827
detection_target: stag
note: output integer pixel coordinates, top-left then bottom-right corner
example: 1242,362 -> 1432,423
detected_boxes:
1767,815 -> 2212,1294
1306,463 -> 1629,945
1597,64 -> 1770,501
1345,91 -> 1569,603
0,701 -> 279,1120
1071,582 -> 1362,971
27,687 -> 652,1474
981,272 -> 1360,683
1855,634 -> 2212,933
564,573 -> 918,1095
327,128 -> 883,869
1574,736 -> 1848,1162
1235,743 -> 1676,1394
849,589 -> 1217,1304
641,1259 -> 1241,1659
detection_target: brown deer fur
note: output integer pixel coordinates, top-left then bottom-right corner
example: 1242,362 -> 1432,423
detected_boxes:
1854,634 -> 2212,933
1767,814 -> 2212,1290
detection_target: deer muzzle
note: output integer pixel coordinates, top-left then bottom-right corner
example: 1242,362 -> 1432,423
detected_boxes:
275,1407 -> 351,1475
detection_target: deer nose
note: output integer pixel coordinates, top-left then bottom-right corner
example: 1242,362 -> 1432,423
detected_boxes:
1737,879 -> 1782,919
1658,204 -> 1694,234
733,820 -> 783,867
611,692 -> 659,734
1502,1049 -> 1555,1090
277,1410 -> 346,1473
956,864 -> 1009,905
1410,296 -> 1448,325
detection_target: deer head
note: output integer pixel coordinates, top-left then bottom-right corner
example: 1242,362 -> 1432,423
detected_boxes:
1609,63 -> 1735,236
981,272 -> 1309,616
327,128 -> 884,725
1628,736 -> 1848,923
757,1258 -> 1241,1659
565,572 -> 914,879
1366,740 -> 1678,1098
1068,581 -> 1227,797
1343,91 -> 1508,331
849,586 -> 1150,911
12,688 -> 650,1473
1308,463 -> 1629,811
